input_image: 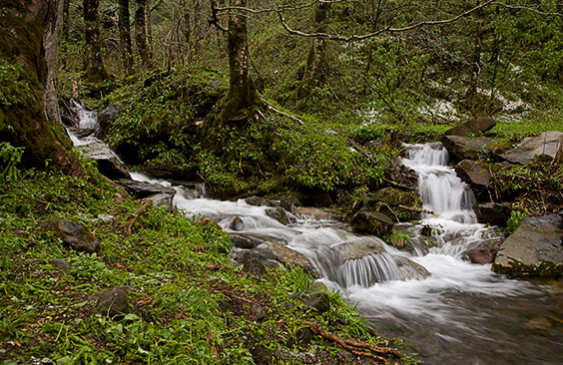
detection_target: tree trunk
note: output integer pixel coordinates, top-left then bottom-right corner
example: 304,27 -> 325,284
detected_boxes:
0,0 -> 83,176
83,0 -> 110,83
118,0 -> 134,75
297,2 -> 330,101
61,0 -> 71,69
220,0 -> 261,122
135,0 -> 152,68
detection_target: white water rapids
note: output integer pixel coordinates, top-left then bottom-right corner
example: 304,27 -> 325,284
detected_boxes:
68,106 -> 563,364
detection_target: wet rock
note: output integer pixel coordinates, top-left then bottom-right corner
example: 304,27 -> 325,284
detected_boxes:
493,214 -> 563,277
48,258 -> 72,270
230,216 -> 244,231
230,234 -> 262,249
280,198 -> 300,212
475,202 -> 512,226
257,242 -> 317,276
455,160 -> 492,191
67,127 -> 95,139
394,256 -> 431,280
444,117 -> 497,137
117,179 -> 175,199
78,142 -> 132,180
245,196 -> 271,207
265,207 -> 291,225
351,209 -> 394,238
463,238 -> 503,264
230,250 -> 280,277
365,187 -> 422,222
144,193 -> 174,212
335,237 -> 387,260
98,103 -> 120,131
439,135 -> 494,161
88,286 -> 131,317
45,220 -> 99,253
292,207 -> 345,221
500,131 -> 563,165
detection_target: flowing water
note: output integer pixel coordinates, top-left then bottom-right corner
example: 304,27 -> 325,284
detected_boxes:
68,106 -> 563,364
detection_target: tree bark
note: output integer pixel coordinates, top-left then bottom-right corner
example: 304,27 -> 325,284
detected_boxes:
135,0 -> 152,68
0,0 -> 83,176
118,0 -> 134,75
220,0 -> 261,122
83,0 -> 109,83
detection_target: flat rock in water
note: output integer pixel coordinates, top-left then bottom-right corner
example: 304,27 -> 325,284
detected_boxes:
493,214 -> 563,277
500,131 -> 563,165
117,179 -> 175,199
439,135 -> 494,161
333,237 -> 387,260
444,117 -> 497,137
78,142 -> 131,180
44,219 -> 99,253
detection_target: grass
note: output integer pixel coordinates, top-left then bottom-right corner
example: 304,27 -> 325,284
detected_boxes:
0,168 -> 419,365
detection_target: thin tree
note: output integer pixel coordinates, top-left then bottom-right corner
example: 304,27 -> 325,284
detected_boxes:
83,0 -> 110,82
118,0 -> 135,75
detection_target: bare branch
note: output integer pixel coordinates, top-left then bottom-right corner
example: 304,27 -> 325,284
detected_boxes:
491,1 -> 563,16
215,0 -> 348,15
278,0 -> 496,42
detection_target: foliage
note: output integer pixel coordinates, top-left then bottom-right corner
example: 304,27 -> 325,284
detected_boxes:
506,209 -> 528,235
0,62 -> 31,108
0,142 -> 24,187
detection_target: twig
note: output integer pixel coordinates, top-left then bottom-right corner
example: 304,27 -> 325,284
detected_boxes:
382,177 -> 416,190
398,205 -> 439,216
124,201 -> 152,235
349,139 -> 377,165
262,99 -> 305,125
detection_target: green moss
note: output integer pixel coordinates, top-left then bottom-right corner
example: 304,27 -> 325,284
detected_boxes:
492,260 -> 563,279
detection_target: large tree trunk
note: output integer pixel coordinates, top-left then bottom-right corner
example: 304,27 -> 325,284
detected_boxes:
219,0 -> 260,122
118,0 -> 134,75
135,0 -> 152,69
0,0 -> 83,176
83,0 -> 110,83
297,2 -> 330,101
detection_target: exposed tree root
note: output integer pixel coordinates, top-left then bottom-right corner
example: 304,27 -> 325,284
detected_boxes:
124,200 -> 152,235
303,322 -> 404,363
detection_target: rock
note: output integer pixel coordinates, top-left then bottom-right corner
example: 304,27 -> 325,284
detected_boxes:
286,327 -> 314,347
48,258 -> 72,270
500,131 -> 563,165
67,127 -> 95,139
245,196 -> 271,207
88,286 -> 131,317
144,193 -> 174,212
117,179 -> 175,199
230,250 -> 278,277
293,207 -> 346,222
463,239 -> 503,264
265,207 -> 291,225
290,291 -> 330,314
230,234 -> 262,249
78,142 -> 131,180
230,216 -> 244,231
365,187 -> 422,222
257,242 -> 317,276
334,237 -> 387,260
45,220 -> 99,253
475,202 -> 512,226
444,117 -> 497,137
455,160 -> 492,191
394,255 -> 431,280
351,209 -> 394,238
439,135 -> 494,161
144,162 -> 199,181
251,303 -> 266,321
493,214 -> 563,277
98,103 -> 120,131
280,198 -> 300,212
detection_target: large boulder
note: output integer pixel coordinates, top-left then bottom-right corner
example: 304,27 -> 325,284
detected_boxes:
474,202 -> 512,226
444,117 -> 497,137
365,187 -> 422,222
44,220 -> 99,253
117,179 -> 175,199
351,209 -> 394,238
439,135 -> 494,161
455,160 -> 492,192
78,142 -> 131,180
500,131 -> 563,165
493,214 -> 563,277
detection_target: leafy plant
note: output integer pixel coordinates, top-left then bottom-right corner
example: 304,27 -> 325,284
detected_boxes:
0,142 -> 24,187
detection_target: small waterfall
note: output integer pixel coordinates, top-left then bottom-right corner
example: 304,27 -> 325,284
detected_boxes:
72,99 -> 98,129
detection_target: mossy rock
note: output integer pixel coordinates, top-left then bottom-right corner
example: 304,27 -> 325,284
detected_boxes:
364,187 -> 422,222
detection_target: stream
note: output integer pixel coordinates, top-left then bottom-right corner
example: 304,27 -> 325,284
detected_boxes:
68,105 -> 563,365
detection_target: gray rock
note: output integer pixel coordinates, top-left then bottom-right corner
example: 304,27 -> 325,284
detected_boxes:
475,202 -> 512,226
463,238 -> 503,264
117,179 -> 175,199
88,286 -> 131,317
334,237 -> 387,260
439,135 -> 494,161
144,193 -> 174,212
78,142 -> 131,180
48,258 -> 72,270
265,207 -> 291,225
493,214 -> 563,277
351,209 -> 394,238
230,234 -> 262,249
292,207 -> 344,221
444,117 -> 497,137
230,216 -> 244,231
245,196 -> 271,207
500,131 -> 563,165
394,255 -> 431,280
290,291 -> 330,314
98,103 -> 120,131
67,127 -> 95,139
257,242 -> 317,276
455,160 -> 492,191
230,250 -> 270,277
45,220 -> 99,253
